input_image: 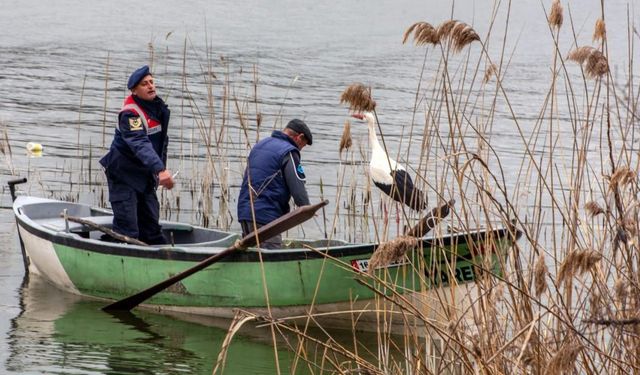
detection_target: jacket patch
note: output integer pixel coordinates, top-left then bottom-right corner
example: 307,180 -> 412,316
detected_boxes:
296,164 -> 305,176
129,117 -> 143,131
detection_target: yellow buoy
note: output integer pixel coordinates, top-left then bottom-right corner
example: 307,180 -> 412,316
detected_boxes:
26,142 -> 43,152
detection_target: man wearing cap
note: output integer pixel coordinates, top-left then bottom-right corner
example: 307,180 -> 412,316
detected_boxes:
99,65 -> 174,244
237,119 -> 313,249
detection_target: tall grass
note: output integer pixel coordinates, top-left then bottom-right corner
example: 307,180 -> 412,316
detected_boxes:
212,1 -> 640,374
4,0 -> 640,373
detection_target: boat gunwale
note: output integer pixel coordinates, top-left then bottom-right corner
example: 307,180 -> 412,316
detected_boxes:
13,197 -> 518,263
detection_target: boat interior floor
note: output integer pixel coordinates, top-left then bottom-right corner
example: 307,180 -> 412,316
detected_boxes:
22,201 -> 350,250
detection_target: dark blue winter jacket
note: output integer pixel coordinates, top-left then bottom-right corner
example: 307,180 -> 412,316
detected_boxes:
99,95 -> 170,193
237,131 -> 301,224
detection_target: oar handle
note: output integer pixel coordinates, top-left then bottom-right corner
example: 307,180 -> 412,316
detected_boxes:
405,199 -> 454,238
8,177 -> 27,202
239,200 -> 329,248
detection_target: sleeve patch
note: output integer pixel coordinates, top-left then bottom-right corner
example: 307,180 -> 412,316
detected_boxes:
128,117 -> 143,131
296,164 -> 305,175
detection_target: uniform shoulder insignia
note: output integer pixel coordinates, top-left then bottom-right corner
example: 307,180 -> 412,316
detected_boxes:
296,164 -> 305,175
128,117 -> 143,131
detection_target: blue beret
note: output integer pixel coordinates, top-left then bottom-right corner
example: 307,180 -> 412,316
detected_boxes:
127,65 -> 151,89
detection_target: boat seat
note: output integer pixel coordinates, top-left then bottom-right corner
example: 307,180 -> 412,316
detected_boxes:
175,233 -> 240,248
38,215 -> 114,233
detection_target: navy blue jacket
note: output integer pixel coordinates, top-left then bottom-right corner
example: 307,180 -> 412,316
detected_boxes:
99,95 -> 170,193
237,131 -> 306,224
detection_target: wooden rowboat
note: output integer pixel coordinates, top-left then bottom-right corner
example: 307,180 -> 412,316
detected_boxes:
12,194 -> 520,327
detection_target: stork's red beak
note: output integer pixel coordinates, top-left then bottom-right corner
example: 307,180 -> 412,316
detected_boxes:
351,113 -> 365,120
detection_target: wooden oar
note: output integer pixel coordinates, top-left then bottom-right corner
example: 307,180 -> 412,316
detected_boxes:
103,199 -> 328,312
8,177 -> 29,272
404,199 -> 454,238
367,200 -> 454,272
8,177 -> 27,201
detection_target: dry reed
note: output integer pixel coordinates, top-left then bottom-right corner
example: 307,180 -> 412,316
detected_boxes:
367,236 -> 418,273
546,339 -> 581,374
339,119 -> 353,154
436,20 -> 480,53
557,249 -> 602,285
0,122 -> 15,175
608,165 -> 636,190
402,21 -> 439,46
18,4 -> 640,374
548,0 -> 563,29
593,18 -> 606,42
533,256 -> 548,297
339,83 -> 377,112
212,311 -> 257,374
567,46 -> 609,78
614,277 -> 628,303
483,63 -> 498,84
584,201 -> 605,217
589,288 -> 604,320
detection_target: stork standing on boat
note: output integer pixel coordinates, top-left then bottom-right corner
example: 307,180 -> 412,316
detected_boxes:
351,112 -> 427,211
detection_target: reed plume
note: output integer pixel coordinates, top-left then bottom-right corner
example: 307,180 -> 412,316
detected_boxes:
340,83 -> 377,112
584,201 -> 604,217
436,20 -> 457,43
546,339 -> 581,374
567,46 -> 609,78
589,287 -> 604,319
619,215 -> 637,246
608,165 -> 636,190
622,213 -> 637,230
614,278 -> 628,303
534,256 -> 548,296
483,63 -> 498,84
520,346 -> 541,369
339,119 -> 353,154
367,236 -> 418,274
593,18 -> 606,42
436,20 -> 480,53
557,249 -> 602,285
402,21 -> 439,46
548,0 -> 563,29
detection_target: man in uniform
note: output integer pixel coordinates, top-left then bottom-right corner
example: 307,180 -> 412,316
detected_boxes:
99,65 -> 174,244
237,119 -> 313,249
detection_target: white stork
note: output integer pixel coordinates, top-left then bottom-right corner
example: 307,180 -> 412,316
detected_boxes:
352,112 -> 427,211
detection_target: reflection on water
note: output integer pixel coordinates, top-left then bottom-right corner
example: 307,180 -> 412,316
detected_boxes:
6,274 -> 410,374
6,275 -> 300,375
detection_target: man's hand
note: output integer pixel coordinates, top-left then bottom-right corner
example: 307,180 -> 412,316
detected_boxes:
158,169 -> 174,189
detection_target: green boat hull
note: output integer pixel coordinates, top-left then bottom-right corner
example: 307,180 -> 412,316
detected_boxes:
15,196 -> 520,318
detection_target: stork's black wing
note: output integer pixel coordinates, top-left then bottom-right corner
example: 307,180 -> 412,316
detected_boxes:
388,169 -> 427,210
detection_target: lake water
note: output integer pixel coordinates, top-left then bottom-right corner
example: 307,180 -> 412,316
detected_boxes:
0,0 -> 638,373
